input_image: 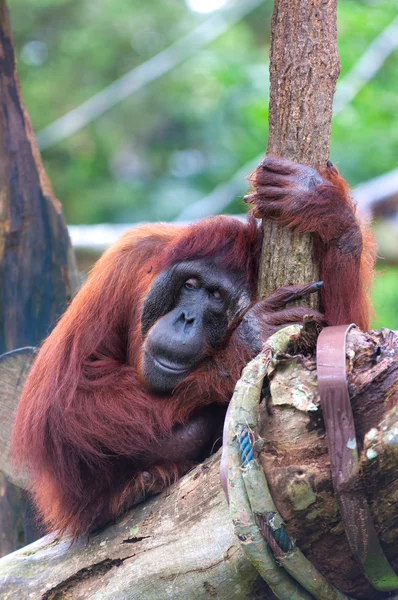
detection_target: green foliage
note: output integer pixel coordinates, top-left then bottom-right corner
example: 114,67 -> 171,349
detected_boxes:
332,1 -> 398,185
372,267 -> 398,330
10,0 -> 398,327
11,0 -> 273,224
11,0 -> 398,221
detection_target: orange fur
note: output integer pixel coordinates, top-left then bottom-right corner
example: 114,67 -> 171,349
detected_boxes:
12,159 -> 375,539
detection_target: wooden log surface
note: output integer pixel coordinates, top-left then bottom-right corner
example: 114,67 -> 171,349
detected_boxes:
0,328 -> 396,600
0,474 -> 23,559
258,326 -> 398,599
0,454 -> 269,600
0,348 -> 35,488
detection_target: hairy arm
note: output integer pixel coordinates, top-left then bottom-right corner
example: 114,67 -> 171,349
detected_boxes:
245,157 -> 376,330
235,282 -> 324,355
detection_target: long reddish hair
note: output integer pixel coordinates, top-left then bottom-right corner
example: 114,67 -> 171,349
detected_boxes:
12,167 -> 375,537
12,216 -> 260,537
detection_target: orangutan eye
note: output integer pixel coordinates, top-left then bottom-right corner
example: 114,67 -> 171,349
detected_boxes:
184,278 -> 200,290
211,289 -> 221,300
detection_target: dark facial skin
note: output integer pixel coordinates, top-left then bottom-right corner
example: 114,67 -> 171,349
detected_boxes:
141,260 -> 251,393
139,272 -> 323,477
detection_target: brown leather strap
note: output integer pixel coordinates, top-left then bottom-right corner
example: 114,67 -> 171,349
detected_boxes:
317,325 -> 398,592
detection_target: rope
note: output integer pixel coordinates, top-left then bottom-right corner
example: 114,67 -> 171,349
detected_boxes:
224,324 -> 353,600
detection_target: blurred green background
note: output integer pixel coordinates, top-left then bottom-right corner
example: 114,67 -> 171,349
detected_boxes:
10,0 -> 398,328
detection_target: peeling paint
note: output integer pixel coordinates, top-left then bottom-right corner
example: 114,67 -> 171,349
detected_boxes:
385,427 -> 398,445
366,428 -> 378,441
366,449 -> 378,461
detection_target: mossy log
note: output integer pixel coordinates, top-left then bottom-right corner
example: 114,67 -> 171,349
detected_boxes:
0,328 -> 396,600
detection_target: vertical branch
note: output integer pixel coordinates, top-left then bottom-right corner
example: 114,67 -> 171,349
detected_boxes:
0,0 -> 79,554
258,0 -> 340,301
0,1 -> 79,355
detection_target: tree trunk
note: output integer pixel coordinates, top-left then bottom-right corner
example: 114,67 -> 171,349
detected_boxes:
258,0 -> 340,303
0,0 -> 79,555
0,328 -> 396,600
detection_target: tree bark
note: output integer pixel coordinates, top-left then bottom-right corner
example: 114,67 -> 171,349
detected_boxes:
0,329 -> 396,600
258,0 -> 340,303
0,0 -> 79,555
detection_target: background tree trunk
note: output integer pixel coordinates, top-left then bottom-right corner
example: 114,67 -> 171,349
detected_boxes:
258,0 -> 340,303
0,0 -> 79,555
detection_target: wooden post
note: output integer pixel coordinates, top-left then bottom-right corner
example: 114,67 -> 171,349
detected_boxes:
258,0 -> 340,302
0,0 -> 79,555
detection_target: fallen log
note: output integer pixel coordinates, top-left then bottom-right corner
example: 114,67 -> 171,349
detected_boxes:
0,327 -> 396,600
